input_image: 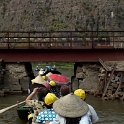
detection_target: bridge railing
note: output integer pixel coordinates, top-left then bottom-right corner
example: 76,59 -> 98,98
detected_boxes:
0,31 -> 124,49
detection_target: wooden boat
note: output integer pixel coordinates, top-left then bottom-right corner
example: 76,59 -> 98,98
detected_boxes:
17,103 -> 32,120
16,66 -> 62,120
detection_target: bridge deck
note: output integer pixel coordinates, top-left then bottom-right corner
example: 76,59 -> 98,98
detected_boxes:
0,31 -> 124,62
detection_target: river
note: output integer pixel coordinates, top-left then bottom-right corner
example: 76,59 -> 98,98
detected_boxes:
0,68 -> 124,124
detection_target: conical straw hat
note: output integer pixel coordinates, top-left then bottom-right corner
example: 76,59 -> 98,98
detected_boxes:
46,72 -> 52,77
53,93 -> 89,118
31,75 -> 46,84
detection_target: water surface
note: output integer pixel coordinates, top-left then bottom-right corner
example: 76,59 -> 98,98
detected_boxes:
0,68 -> 124,124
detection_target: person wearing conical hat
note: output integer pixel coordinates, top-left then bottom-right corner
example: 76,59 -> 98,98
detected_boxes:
45,93 -> 92,124
74,89 -> 99,124
29,75 -> 47,100
31,75 -> 46,85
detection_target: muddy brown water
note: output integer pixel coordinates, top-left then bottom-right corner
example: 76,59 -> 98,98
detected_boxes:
0,68 -> 124,124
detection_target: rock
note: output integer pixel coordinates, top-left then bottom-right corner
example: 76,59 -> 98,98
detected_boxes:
0,91 -> 4,97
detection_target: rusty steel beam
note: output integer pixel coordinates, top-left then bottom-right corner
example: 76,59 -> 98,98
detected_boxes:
1,49 -> 124,62
99,58 -> 109,71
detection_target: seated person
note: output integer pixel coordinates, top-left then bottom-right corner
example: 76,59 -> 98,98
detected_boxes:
60,85 -> 70,97
25,87 -> 50,124
74,89 -> 99,124
45,93 -> 92,124
35,93 -> 58,124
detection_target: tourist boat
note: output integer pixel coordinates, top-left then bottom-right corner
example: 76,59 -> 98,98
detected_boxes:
17,102 -> 32,120
16,65 -> 61,120
16,66 -> 71,120
35,66 -> 40,71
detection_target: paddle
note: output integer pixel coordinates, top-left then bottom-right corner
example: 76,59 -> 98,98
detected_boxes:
0,101 -> 25,114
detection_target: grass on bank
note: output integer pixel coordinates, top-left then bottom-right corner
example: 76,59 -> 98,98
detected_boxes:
32,62 -> 74,69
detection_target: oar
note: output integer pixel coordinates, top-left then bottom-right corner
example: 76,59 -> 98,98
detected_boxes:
0,101 -> 25,114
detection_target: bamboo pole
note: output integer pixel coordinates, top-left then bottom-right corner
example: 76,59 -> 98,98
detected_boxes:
0,101 -> 25,114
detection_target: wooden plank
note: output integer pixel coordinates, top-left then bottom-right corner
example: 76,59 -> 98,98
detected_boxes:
103,71 -> 108,92
114,72 -> 123,94
99,58 -> 109,71
102,63 -> 117,99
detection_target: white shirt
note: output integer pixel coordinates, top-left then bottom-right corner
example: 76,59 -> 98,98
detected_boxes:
49,114 -> 92,124
87,104 -> 99,123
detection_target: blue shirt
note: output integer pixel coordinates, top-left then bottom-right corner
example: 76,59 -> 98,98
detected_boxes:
36,108 -> 56,124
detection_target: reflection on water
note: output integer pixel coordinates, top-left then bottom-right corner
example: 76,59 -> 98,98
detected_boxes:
0,68 -> 124,124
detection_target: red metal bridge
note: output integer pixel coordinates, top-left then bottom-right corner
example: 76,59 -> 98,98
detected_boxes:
0,31 -> 124,62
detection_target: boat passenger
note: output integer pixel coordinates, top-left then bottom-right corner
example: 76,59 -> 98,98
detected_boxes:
49,80 -> 60,98
38,68 -> 45,76
29,75 -> 47,99
35,66 -> 40,71
25,87 -> 50,124
43,80 -> 60,98
60,85 -> 70,97
74,89 -> 99,124
35,93 -> 58,124
45,93 -> 92,124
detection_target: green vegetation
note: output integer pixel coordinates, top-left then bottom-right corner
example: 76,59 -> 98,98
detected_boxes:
32,62 -> 74,69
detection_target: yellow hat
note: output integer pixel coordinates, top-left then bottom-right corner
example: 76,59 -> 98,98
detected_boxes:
49,80 -> 56,86
42,76 -> 46,80
44,93 -> 57,105
28,113 -> 33,120
31,81 -> 34,84
74,89 -> 86,100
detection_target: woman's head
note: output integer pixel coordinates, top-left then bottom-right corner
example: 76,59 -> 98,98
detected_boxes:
60,85 -> 70,97
30,83 -> 45,93
49,80 -> 56,87
74,89 -> 86,100
44,93 -> 58,109
53,93 -> 89,118
37,87 -> 50,101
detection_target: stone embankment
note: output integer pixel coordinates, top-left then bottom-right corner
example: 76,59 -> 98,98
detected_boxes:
72,61 -> 124,101
71,62 -> 101,92
0,60 -> 5,96
0,62 -> 34,96
98,61 -> 124,100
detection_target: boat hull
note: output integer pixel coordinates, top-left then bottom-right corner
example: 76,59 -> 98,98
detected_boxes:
17,103 -> 32,120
